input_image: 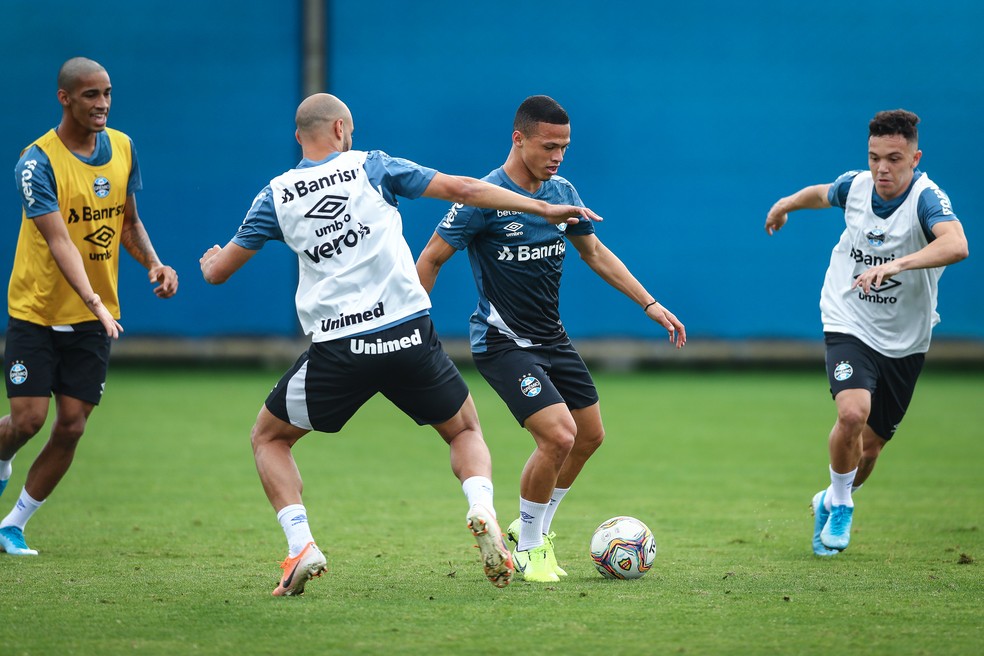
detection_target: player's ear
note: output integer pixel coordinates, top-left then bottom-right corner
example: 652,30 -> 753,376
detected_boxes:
912,149 -> 922,169
512,130 -> 524,148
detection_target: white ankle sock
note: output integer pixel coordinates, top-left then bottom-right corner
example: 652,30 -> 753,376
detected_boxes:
828,466 -> 857,508
540,487 -> 569,535
0,456 -> 13,481
517,498 -> 548,551
461,476 -> 495,517
277,504 -> 314,557
0,487 -> 44,530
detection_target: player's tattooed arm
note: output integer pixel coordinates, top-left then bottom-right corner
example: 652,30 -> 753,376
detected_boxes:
121,195 -> 179,298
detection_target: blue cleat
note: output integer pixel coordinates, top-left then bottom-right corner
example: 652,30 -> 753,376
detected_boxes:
821,504 -> 854,551
811,490 -> 839,556
0,525 -> 38,556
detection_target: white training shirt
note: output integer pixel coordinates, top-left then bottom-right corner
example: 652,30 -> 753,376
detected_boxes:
269,149 -> 432,342
820,171 -> 948,357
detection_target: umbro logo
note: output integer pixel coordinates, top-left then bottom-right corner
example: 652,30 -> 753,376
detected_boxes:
83,226 -> 116,249
305,195 -> 348,220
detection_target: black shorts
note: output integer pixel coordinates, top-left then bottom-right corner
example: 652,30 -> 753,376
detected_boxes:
4,317 -> 112,405
473,340 -> 599,426
824,332 -> 925,441
265,315 -> 469,433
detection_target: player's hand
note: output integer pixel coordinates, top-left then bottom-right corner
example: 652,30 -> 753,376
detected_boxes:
149,264 -> 178,298
645,302 -> 686,349
852,262 -> 902,295
765,201 -> 788,235
86,293 -> 123,339
543,204 -> 604,226
200,245 -> 222,269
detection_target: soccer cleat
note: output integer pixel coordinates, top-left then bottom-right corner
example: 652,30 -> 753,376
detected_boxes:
505,517 -> 521,548
467,505 -> 513,588
512,545 -> 560,583
506,518 -> 566,578
543,532 -> 567,577
272,541 -> 327,596
821,504 -> 854,551
0,526 -> 39,556
811,490 -> 839,557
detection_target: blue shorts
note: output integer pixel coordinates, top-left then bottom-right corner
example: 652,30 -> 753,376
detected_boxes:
824,332 -> 925,441
473,340 -> 598,426
265,315 -> 469,433
4,317 -> 111,405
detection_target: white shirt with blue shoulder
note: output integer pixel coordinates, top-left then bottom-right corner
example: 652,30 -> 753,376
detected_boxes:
820,169 -> 959,357
232,149 -> 435,342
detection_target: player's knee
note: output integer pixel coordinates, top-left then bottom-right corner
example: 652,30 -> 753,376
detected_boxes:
543,428 -> 576,457
51,417 -> 87,445
836,405 -> 868,431
580,428 -> 605,453
10,410 -> 47,439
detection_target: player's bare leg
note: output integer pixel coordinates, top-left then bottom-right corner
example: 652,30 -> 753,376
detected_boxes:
433,394 -> 490,483
820,389 -> 871,550
250,406 -> 308,511
556,402 -> 605,490
855,424 -> 888,487
433,394 -> 512,587
250,406 -> 326,596
22,395 -> 93,501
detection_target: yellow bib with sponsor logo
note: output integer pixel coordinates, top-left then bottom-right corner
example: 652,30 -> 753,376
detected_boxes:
8,128 -> 131,325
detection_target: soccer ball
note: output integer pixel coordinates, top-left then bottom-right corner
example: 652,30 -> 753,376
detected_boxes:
590,516 -> 656,579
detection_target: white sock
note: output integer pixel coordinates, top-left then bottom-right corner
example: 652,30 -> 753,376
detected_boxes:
517,498 -> 549,551
277,504 -> 314,557
0,456 -> 13,481
828,466 -> 857,508
0,487 -> 44,530
823,482 -> 862,511
540,487 -> 569,535
461,476 -> 495,517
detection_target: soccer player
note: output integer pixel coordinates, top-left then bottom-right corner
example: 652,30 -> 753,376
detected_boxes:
416,95 -> 686,582
199,93 -> 600,595
0,57 -> 179,556
764,109 -> 969,556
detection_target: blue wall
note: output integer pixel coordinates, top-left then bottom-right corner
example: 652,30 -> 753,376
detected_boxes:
2,1 -> 981,342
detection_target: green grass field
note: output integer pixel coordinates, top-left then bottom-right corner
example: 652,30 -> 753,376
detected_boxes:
0,365 -> 981,655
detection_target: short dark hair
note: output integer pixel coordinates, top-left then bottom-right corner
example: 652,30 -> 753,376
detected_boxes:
869,109 -> 920,145
514,95 -> 569,137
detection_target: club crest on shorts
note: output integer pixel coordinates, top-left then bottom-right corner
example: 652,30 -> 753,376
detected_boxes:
9,361 -> 28,385
833,361 -> 854,381
519,374 -> 541,398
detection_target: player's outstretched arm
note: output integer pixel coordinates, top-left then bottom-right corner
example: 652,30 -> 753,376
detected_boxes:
569,234 -> 686,348
423,173 -> 602,225
200,242 -> 258,285
416,233 -> 457,294
765,183 -> 832,235
33,213 -> 123,338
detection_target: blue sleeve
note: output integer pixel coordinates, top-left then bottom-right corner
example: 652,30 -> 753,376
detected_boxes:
435,202 -> 486,250
231,186 -> 283,250
364,150 -> 437,206
827,171 -> 862,208
14,146 -> 59,218
127,138 -> 143,195
917,185 -> 958,241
